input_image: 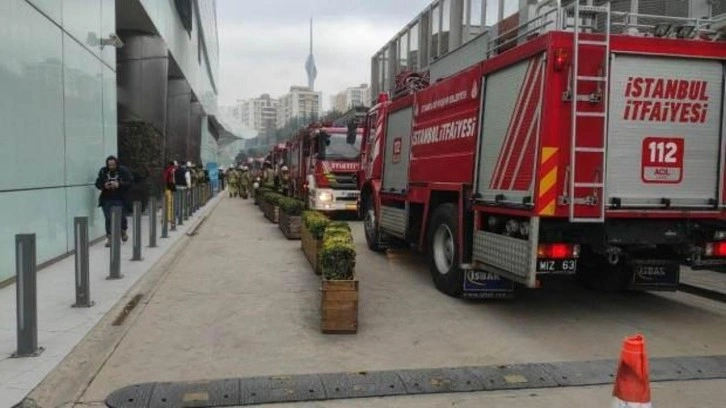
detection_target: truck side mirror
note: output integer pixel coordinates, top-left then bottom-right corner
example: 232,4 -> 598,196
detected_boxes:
346,120 -> 357,145
318,132 -> 329,159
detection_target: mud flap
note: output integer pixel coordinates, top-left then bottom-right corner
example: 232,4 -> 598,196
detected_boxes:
461,267 -> 514,299
628,259 -> 680,291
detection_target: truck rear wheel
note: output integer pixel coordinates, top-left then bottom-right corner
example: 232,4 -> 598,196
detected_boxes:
363,195 -> 385,252
428,203 -> 463,297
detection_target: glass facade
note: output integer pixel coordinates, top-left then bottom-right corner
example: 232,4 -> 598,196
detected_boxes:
0,0 -> 116,282
0,0 -> 220,283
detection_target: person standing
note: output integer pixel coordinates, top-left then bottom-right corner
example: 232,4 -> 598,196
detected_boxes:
163,161 -> 176,228
95,156 -> 133,247
239,166 -> 251,199
226,167 -> 240,197
218,166 -> 226,191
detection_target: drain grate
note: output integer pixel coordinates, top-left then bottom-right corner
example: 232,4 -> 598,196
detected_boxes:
112,294 -> 144,326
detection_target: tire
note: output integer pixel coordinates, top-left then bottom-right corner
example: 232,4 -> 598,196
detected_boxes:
427,203 -> 464,297
363,195 -> 385,252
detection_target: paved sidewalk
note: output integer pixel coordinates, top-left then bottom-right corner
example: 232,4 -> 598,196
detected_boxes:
0,192 -> 222,407
69,197 -> 726,407
680,266 -> 726,298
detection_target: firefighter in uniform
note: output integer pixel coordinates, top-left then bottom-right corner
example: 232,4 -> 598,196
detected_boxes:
262,161 -> 274,185
279,165 -> 290,196
239,166 -> 251,199
226,167 -> 240,197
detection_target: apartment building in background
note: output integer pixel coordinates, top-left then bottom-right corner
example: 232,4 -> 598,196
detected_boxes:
330,84 -> 370,113
277,86 -> 322,128
239,94 -> 278,136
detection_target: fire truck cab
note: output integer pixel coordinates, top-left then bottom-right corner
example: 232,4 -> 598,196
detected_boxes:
290,123 -> 363,212
360,1 -> 726,298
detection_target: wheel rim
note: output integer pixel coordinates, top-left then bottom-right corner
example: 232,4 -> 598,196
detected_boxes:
433,224 -> 455,274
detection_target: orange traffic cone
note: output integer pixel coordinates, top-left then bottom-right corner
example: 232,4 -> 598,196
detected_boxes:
612,334 -> 652,407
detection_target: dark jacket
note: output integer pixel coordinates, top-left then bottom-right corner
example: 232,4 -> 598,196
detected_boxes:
95,165 -> 133,207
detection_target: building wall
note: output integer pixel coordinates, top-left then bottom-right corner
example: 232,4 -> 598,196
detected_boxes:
0,0 -> 117,282
136,0 -> 220,168
138,0 -> 218,117
200,115 -> 219,165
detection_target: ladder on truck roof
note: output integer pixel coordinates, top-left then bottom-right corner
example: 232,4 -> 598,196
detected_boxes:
566,0 -> 611,223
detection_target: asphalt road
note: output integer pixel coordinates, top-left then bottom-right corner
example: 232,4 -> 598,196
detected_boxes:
31,197 -> 726,407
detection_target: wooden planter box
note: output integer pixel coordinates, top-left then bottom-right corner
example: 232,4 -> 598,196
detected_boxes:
261,200 -> 279,223
321,279 -> 359,334
301,226 -> 322,275
279,211 -> 302,240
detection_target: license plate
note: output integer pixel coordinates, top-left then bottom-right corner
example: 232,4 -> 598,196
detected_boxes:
462,271 -> 514,299
537,259 -> 577,274
631,260 -> 679,289
345,203 -> 357,210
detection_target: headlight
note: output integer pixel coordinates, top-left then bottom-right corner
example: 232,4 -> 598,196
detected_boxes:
318,192 -> 333,202
714,231 -> 726,240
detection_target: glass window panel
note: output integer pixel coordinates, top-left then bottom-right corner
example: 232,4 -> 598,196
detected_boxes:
409,23 -> 419,70
471,0 -> 483,26
399,32 -> 408,73
503,0 -> 518,18
431,4 -> 440,58
485,0 -> 499,26
441,0 -> 450,54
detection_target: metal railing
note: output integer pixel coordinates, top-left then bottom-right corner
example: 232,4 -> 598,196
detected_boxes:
484,0 -> 725,58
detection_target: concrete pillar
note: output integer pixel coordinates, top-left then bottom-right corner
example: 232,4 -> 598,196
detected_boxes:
166,79 -> 192,163
189,101 -> 203,164
116,32 -> 168,132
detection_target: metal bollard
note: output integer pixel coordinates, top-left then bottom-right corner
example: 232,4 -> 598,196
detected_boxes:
184,189 -> 190,220
194,186 -> 199,211
13,234 -> 44,357
149,197 -> 157,248
108,207 -> 123,279
72,217 -> 93,308
161,193 -> 169,238
177,190 -> 185,225
131,201 -> 143,261
171,190 -> 178,231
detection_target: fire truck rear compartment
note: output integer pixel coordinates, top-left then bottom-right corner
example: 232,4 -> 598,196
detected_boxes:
605,55 -> 724,209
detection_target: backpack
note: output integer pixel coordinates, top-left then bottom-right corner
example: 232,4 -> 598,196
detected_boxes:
175,166 -> 187,186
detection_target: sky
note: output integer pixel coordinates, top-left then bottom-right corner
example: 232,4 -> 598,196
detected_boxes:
216,0 -> 433,111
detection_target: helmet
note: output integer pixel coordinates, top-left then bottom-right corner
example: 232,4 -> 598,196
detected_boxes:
281,166 -> 289,172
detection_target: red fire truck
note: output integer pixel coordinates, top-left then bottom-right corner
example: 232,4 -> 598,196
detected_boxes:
289,123 -> 363,212
271,143 -> 290,168
359,3 -> 726,298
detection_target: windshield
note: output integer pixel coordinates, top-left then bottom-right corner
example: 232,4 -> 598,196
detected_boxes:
320,132 -> 361,160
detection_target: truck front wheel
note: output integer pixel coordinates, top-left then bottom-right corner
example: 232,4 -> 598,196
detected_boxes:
428,203 -> 464,297
363,195 -> 385,252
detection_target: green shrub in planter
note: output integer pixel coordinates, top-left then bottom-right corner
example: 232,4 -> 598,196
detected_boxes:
279,197 -> 305,215
327,221 -> 352,232
303,211 -> 330,240
320,225 -> 356,280
263,192 -> 285,206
